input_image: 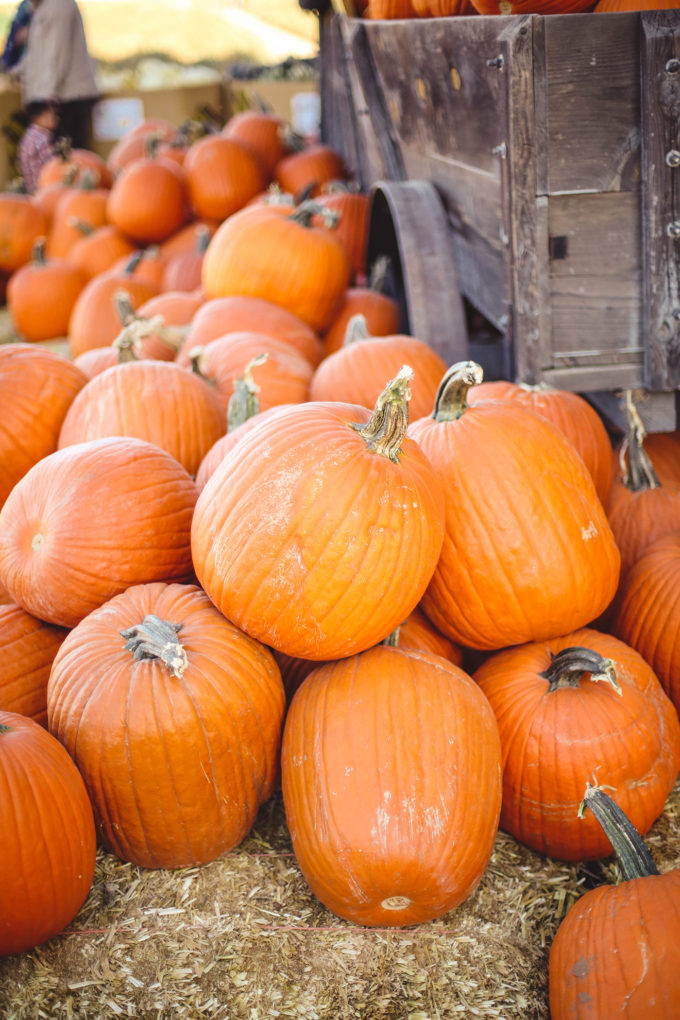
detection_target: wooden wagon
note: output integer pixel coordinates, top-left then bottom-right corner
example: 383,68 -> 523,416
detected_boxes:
318,7 -> 680,432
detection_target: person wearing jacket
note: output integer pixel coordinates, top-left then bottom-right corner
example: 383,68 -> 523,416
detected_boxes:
18,0 -> 98,150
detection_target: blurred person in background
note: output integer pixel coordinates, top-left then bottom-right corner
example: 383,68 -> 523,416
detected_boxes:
18,0 -> 98,150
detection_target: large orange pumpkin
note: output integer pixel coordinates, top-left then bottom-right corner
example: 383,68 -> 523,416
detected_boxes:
474,628 -> 680,861
282,644 -> 502,926
0,711 -> 96,956
0,604 -> 68,727
47,582 -> 285,869
201,200 -> 351,334
0,344 -> 87,509
192,368 -> 445,660
0,437 -> 197,627
183,135 -> 267,221
58,359 -> 226,477
408,362 -> 621,650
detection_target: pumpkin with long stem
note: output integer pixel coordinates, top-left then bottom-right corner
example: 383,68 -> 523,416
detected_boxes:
549,783 -> 680,1018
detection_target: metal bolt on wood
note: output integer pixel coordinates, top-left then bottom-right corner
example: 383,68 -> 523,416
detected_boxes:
667,221 -> 680,238
665,150 -> 680,168
666,58 -> 680,75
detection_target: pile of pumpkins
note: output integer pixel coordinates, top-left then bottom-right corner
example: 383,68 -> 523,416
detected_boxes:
360,0 -> 678,19
1,108 -> 680,1019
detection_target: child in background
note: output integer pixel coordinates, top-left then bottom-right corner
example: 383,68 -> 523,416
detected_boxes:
17,99 -> 57,192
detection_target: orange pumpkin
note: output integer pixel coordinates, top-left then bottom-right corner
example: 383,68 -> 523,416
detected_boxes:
160,224 -> 211,293
107,118 -> 178,177
37,143 -> 112,190
274,144 -> 347,199
183,135 -> 267,221
45,185 -> 110,260
0,437 -> 197,627
47,582 -> 285,869
322,256 -> 402,355
0,344 -> 87,509
222,110 -> 289,179
192,368 -> 445,660
107,152 -> 188,244
134,290 -> 204,361
66,223 -> 137,281
7,239 -> 87,342
315,183 -> 370,281
0,194 -> 49,273
0,604 -> 68,726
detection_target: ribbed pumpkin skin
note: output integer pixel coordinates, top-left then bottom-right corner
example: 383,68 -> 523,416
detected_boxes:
0,438 -> 197,627
409,403 -> 621,650
315,190 -> 370,281
7,254 -> 87,342
282,645 -> 502,926
68,271 -> 159,356
0,605 -> 68,726
0,344 -> 87,509
184,135 -> 267,221
192,402 -> 445,660
613,532 -> 680,714
195,333 -> 314,412
473,628 -> 680,861
106,157 -> 187,244
222,110 -> 288,179
606,477 -> 680,577
135,290 -> 204,361
0,711 -> 96,956
178,295 -> 324,368
310,334 -> 447,422
201,204 -> 351,334
323,287 -> 401,356
57,361 -> 227,477
46,188 -> 110,260
47,582 -> 285,869
72,346 -> 120,379
549,871 -> 680,1019
468,381 -> 614,504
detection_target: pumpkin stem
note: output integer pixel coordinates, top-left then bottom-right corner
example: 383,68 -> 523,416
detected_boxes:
343,313 -> 370,347
122,250 -> 145,276
196,225 -> 212,254
540,646 -> 622,694
228,353 -> 266,432
430,361 -> 484,422
350,365 -> 413,463
0,724 -> 12,733
120,615 -> 188,679
618,390 -> 660,492
579,782 -> 659,881
381,626 -> 402,647
66,216 -> 96,237
290,199 -> 340,231
113,293 -> 184,357
115,290 -> 137,327
32,237 -> 47,266
368,255 -> 391,294
54,135 -> 73,161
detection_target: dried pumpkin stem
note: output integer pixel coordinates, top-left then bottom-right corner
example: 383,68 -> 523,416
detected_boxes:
343,314 -> 370,346
0,724 -> 11,733
120,615 -> 187,679
228,353 -> 267,431
540,646 -> 621,694
619,390 -> 660,491
431,360 -> 484,421
579,783 -> 659,881
350,365 -> 412,463
368,254 -> 391,294
290,199 -> 340,231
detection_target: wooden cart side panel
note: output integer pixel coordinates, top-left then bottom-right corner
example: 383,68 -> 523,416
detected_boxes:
642,12 -> 680,392
542,13 -> 642,196
320,13 -> 363,178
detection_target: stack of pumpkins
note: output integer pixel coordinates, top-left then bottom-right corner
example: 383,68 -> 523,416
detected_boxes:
362,0 -> 678,18
1,108 -> 679,1018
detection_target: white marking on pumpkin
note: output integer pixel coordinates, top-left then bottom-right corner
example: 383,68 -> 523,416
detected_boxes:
371,807 -> 391,845
581,522 -> 598,541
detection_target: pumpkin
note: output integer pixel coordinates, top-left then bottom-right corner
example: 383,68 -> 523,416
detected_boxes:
0,344 -> 87,509
45,184 -> 110,260
473,628 -> 680,861
548,784 -> 680,1019
281,644 -> 502,926
66,223 -> 137,281
47,582 -> 285,869
72,345 -> 120,380
58,356 -> 226,478
470,0 -> 590,11
192,367 -> 445,660
408,362 -> 621,650
310,314 -> 448,421
7,238 -> 87,342
0,710 -> 96,956
107,118 -> 178,177
595,0 -> 678,8
158,219 -> 217,261
468,380 -> 615,505
222,110 -> 289,180
322,255 -> 401,356
274,144 -> 347,200
68,251 -> 159,356
315,182 -> 370,281
201,200 -> 351,334
134,289 -> 203,361
106,150 -> 188,244
606,392 -> 680,576
183,135 -> 267,221
189,332 -> 314,413
0,604 -> 68,726
615,428 -> 680,489
365,0 -> 418,16
178,294 -> 324,368
613,530 -> 680,715
0,437 -> 197,628
161,224 -> 211,293
37,141 -> 112,190
0,194 -> 49,273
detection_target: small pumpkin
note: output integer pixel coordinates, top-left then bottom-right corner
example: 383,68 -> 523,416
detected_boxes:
0,710 -> 96,956
107,148 -> 188,244
7,238 -> 87,342
222,110 -> 289,180
322,255 -> 401,356
0,194 -> 49,273
183,134 -> 267,221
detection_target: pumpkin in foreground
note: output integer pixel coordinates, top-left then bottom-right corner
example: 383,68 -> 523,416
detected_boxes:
0,710 -> 96,956
47,582 -> 285,869
549,784 -> 680,1019
281,644 -> 502,926
192,367 -> 445,660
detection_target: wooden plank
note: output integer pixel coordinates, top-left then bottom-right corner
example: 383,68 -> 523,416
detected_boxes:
319,12 -> 362,177
547,192 -> 642,372
588,389 -> 678,434
641,12 -> 680,391
500,16 -> 543,384
542,13 -> 641,195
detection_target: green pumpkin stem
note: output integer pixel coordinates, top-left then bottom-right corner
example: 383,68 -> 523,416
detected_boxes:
67,216 -> 96,237
32,237 -> 47,266
579,783 -> 659,881
343,313 -> 370,347
0,724 -> 12,733
540,646 -> 622,695
619,390 -> 660,492
120,615 -> 187,679
430,361 -> 484,422
290,199 -> 340,231
227,353 -> 267,431
350,365 -> 412,463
